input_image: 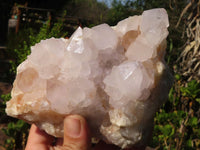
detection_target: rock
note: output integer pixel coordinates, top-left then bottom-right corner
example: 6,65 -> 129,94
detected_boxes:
6,8 -> 173,149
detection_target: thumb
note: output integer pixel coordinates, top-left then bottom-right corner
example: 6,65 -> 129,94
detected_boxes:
62,115 -> 91,150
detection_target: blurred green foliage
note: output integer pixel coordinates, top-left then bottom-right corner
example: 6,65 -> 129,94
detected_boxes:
0,94 -> 28,150
2,120 -> 29,150
0,94 -> 11,115
9,17 -> 68,74
180,80 -> 200,99
60,0 -> 108,24
150,80 -> 200,150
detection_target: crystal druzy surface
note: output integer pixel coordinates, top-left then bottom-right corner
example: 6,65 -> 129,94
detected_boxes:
6,8 -> 173,148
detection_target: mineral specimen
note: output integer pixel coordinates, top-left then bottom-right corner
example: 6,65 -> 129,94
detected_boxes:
6,8 -> 173,149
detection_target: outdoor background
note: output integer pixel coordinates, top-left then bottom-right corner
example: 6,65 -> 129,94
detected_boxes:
0,0 -> 199,150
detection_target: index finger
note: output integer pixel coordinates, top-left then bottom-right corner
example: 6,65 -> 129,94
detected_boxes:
25,124 -> 54,150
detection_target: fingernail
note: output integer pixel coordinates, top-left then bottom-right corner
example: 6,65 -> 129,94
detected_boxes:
64,116 -> 81,138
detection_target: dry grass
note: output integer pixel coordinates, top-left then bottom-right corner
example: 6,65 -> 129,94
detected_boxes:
177,0 -> 200,81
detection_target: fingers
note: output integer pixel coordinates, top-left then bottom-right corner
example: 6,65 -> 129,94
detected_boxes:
25,117 -> 144,150
26,115 -> 91,150
25,124 -> 54,150
62,115 -> 91,150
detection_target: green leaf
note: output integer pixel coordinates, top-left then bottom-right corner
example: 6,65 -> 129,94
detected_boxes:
6,139 -> 11,144
168,88 -> 174,103
195,98 -> 200,104
175,74 -> 181,80
188,117 -> 198,127
186,139 -> 193,147
180,80 -> 200,98
169,38 -> 173,52
161,124 -> 174,137
158,134 -> 164,140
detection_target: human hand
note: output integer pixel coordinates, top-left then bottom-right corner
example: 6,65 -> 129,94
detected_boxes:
25,115 -> 143,150
25,115 -> 91,150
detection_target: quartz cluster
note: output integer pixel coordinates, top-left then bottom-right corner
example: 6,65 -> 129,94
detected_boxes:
6,8 -> 173,149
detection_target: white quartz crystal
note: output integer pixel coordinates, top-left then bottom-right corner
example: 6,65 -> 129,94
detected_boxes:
6,8 -> 172,149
